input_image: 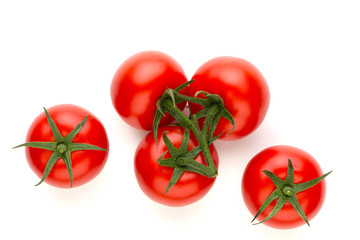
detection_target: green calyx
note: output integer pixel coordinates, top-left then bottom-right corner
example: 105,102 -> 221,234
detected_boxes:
157,128 -> 222,195
252,159 -> 332,226
13,107 -> 108,188
153,79 -> 235,194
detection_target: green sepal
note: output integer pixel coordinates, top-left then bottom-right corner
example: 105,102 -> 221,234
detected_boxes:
63,115 -> 88,144
195,91 -> 224,107
174,79 -> 194,93
252,159 -> 331,226
13,142 -> 57,151
70,143 -> 109,152
43,107 -> 63,142
284,159 -> 295,184
194,90 -> 209,98
153,110 -> 163,145
208,112 -> 221,140
157,155 -> 175,168
288,194 -> 310,226
158,154 -> 217,178
155,88 -> 178,119
253,196 -> 288,225
34,151 -> 62,186
164,167 -> 184,195
263,170 -> 284,188
179,127 -> 190,153
219,108 -> 235,136
251,189 -> 282,223
162,131 -> 179,157
293,171 -> 332,193
62,151 -> 73,188
177,157 -> 217,177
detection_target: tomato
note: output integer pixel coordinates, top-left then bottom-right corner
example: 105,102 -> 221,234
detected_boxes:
110,51 -> 188,131
20,104 -> 109,188
134,125 -> 219,207
188,56 -> 270,140
242,145 -> 329,229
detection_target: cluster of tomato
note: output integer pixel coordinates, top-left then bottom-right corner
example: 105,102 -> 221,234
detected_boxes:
15,51 -> 330,229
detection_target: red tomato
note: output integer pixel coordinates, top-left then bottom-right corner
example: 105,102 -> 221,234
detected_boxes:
111,51 -> 188,131
134,126 -> 219,207
188,56 -> 270,140
242,145 -> 327,229
24,104 -> 109,188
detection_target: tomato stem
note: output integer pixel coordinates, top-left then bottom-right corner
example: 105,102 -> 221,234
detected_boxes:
57,143 -> 67,153
282,186 -> 293,196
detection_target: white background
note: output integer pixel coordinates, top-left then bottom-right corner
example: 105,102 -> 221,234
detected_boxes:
1,0 -> 359,239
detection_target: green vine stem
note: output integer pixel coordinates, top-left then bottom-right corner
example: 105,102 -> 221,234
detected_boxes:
153,80 -> 235,193
161,99 -> 219,176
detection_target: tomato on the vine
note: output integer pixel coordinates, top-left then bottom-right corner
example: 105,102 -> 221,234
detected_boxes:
110,51 -> 188,131
188,56 -> 270,141
15,104 -> 109,188
134,125 -> 219,207
242,145 -> 330,229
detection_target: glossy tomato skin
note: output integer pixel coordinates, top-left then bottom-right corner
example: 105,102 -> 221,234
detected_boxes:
242,145 -> 327,229
134,126 -> 219,207
25,104 -> 109,188
111,51 -> 188,131
188,57 -> 270,140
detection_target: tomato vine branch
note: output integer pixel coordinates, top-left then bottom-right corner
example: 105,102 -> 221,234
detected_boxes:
153,81 -> 235,194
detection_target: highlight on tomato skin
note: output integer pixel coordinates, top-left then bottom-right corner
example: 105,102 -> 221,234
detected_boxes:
188,56 -> 270,141
16,104 -> 109,188
241,145 -> 329,229
110,51 -> 188,131
134,126 -> 219,207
